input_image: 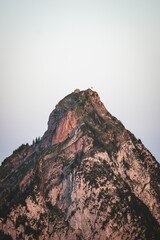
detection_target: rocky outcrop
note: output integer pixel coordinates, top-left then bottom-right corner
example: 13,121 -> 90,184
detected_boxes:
0,89 -> 160,240
52,110 -> 77,145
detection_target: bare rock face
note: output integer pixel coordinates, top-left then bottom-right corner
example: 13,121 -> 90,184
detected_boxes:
0,89 -> 160,240
53,110 -> 77,145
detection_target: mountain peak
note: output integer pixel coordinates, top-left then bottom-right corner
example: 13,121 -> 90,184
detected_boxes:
54,88 -> 102,116
41,88 -> 108,148
0,90 -> 160,240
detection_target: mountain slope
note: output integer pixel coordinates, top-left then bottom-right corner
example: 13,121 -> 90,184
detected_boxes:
0,89 -> 160,240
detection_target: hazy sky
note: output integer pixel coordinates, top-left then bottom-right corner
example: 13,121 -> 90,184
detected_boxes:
0,0 -> 160,163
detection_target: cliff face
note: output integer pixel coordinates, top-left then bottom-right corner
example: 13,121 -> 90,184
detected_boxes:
0,89 -> 160,240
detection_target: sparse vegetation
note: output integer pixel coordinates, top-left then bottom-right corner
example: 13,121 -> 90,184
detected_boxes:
0,231 -> 12,240
32,137 -> 41,145
0,89 -> 159,239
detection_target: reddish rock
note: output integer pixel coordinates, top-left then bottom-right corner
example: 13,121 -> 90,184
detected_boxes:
53,110 -> 77,145
0,89 -> 159,240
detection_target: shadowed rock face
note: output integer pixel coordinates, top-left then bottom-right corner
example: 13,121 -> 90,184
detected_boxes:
0,89 -> 160,240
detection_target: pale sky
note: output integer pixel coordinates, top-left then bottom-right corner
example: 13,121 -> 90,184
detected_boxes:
0,0 -> 160,163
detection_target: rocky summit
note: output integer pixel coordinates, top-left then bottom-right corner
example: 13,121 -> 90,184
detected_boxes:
0,89 -> 160,240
